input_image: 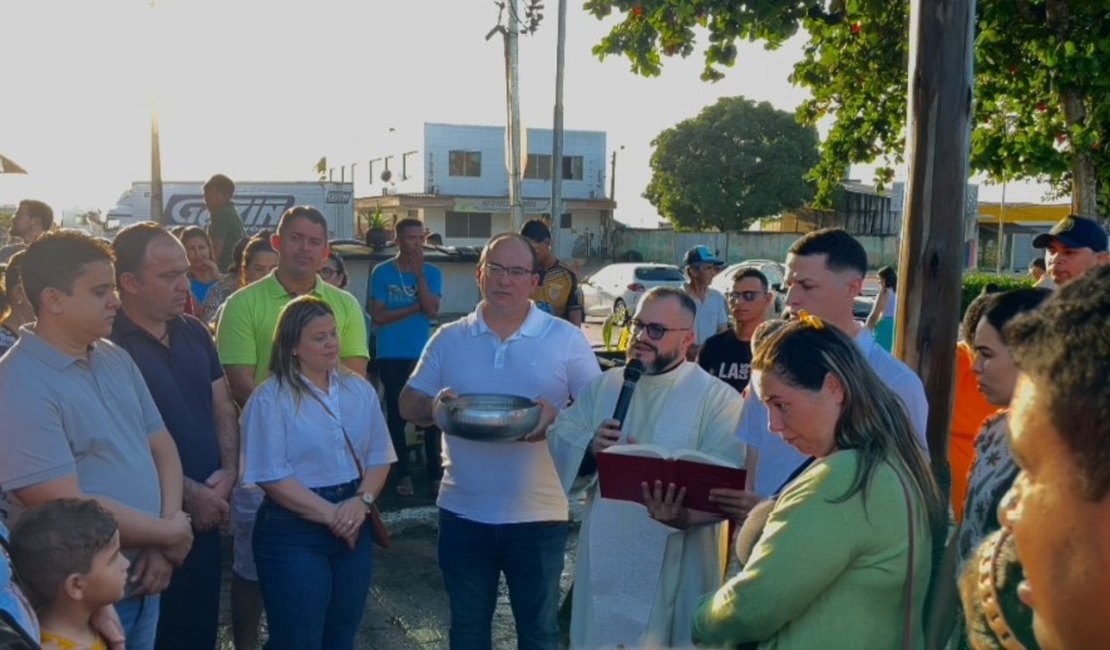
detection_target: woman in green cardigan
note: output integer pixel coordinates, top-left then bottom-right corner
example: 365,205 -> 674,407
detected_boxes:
692,314 -> 945,650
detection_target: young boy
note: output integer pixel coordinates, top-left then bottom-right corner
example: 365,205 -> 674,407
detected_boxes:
9,499 -> 129,650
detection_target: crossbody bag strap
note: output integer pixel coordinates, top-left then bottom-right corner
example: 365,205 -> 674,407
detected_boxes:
891,462 -> 917,650
304,388 -> 365,478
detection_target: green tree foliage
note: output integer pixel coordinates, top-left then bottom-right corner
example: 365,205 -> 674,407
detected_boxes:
583,0 -> 1109,218
645,96 -> 820,231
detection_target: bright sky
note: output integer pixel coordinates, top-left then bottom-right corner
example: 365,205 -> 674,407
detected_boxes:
0,0 -> 1057,228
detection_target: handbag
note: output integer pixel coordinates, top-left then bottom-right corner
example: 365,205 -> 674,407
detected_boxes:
307,390 -> 392,550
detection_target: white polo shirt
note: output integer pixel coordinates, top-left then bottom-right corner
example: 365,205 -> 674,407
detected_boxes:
739,326 -> 929,497
406,304 -> 601,524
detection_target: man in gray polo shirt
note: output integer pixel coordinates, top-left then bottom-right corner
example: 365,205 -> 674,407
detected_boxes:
0,231 -> 193,650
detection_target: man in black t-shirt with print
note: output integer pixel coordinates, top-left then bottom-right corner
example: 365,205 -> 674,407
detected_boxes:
697,267 -> 773,394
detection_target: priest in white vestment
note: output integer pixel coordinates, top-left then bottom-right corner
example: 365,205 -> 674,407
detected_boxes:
549,287 -> 744,649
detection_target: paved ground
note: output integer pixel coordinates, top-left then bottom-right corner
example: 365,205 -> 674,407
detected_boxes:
215,495 -> 585,649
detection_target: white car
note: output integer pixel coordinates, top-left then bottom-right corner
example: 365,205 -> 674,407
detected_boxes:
580,263 -> 686,318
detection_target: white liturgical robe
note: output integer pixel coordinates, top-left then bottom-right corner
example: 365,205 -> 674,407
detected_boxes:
549,361 -> 744,648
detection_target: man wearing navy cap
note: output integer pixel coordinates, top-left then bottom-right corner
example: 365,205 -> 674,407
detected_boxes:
682,245 -> 728,360
1031,214 -> 1108,287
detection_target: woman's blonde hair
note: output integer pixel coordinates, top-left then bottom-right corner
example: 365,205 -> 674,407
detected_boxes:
752,315 -> 944,529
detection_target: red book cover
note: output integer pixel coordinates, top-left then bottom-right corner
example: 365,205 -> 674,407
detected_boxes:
595,445 -> 747,515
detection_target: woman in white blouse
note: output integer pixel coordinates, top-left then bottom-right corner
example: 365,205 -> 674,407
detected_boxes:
241,296 -> 395,650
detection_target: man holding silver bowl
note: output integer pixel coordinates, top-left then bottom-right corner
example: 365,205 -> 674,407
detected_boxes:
399,233 -> 600,650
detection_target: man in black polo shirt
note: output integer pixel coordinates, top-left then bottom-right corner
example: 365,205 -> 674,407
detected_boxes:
111,223 -> 239,650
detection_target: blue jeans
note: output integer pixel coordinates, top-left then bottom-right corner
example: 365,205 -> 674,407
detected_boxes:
253,481 -> 373,650
438,509 -> 568,650
116,594 -> 160,650
155,528 -> 221,650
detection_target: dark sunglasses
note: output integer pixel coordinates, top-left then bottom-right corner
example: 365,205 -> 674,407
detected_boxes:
630,319 -> 691,341
727,290 -> 767,303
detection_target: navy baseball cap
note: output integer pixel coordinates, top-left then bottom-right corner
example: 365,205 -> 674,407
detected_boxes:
1032,215 -> 1108,253
683,245 -> 724,267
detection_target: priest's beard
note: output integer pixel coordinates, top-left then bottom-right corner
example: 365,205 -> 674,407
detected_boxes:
631,345 -> 682,375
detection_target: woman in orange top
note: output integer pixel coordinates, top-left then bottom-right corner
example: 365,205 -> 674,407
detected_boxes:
950,292 -> 999,520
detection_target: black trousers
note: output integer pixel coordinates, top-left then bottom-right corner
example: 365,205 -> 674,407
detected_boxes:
378,358 -> 443,481
154,528 -> 221,650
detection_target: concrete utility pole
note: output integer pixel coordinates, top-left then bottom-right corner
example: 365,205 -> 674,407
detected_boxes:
148,0 -> 163,225
550,0 -> 567,253
609,145 -> 624,202
897,0 -> 976,479
150,108 -> 163,224
505,0 -> 524,230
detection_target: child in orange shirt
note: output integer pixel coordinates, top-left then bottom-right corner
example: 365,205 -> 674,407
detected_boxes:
10,499 -> 129,650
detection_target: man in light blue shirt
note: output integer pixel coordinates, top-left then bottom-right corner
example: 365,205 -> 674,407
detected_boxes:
368,218 -> 443,497
712,229 -> 928,521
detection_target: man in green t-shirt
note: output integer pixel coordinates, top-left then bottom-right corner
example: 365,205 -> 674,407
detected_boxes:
204,174 -> 246,272
214,205 -> 367,650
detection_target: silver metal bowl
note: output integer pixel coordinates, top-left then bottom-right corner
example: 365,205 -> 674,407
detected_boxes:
433,393 -> 541,442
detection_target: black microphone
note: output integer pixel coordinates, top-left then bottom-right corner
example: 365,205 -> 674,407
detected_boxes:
610,359 -> 645,428
579,359 -> 646,477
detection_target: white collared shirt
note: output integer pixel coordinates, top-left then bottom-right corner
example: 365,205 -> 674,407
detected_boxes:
407,303 -> 601,523
241,369 -> 396,489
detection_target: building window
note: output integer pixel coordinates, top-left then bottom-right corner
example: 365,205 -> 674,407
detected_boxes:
445,211 -> 492,238
562,156 -> 584,180
559,212 -> 572,229
524,154 -> 553,180
449,151 -> 482,177
526,155 -> 583,180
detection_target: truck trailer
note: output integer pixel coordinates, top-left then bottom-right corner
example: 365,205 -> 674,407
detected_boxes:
106,181 -> 355,240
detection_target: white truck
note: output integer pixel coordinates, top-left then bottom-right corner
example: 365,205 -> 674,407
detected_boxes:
105,181 -> 356,240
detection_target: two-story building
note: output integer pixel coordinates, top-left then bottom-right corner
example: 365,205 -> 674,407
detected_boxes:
346,122 -> 616,260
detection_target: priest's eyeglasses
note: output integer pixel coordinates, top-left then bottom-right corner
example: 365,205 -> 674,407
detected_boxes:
630,319 -> 691,341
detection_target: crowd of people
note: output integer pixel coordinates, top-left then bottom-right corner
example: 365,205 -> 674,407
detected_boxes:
0,178 -> 1107,650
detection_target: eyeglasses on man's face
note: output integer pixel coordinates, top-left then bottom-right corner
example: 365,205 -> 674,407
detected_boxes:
482,262 -> 535,280
630,318 -> 690,341
727,290 -> 767,303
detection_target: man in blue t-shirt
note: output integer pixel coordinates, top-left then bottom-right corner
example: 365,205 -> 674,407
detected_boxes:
367,218 -> 443,496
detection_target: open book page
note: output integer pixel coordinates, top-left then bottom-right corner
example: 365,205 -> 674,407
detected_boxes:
602,443 -> 670,459
674,448 -> 738,468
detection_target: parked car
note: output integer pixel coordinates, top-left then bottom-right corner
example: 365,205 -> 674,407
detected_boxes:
854,274 -> 881,320
710,259 -> 788,315
580,263 -> 686,318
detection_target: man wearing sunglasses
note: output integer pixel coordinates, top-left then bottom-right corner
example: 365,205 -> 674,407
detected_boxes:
697,268 -> 773,394
549,286 -> 744,648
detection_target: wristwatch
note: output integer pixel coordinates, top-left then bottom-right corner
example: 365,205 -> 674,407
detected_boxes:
357,492 -> 375,511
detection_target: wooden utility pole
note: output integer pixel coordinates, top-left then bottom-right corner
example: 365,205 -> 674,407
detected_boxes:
896,0 -> 976,479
